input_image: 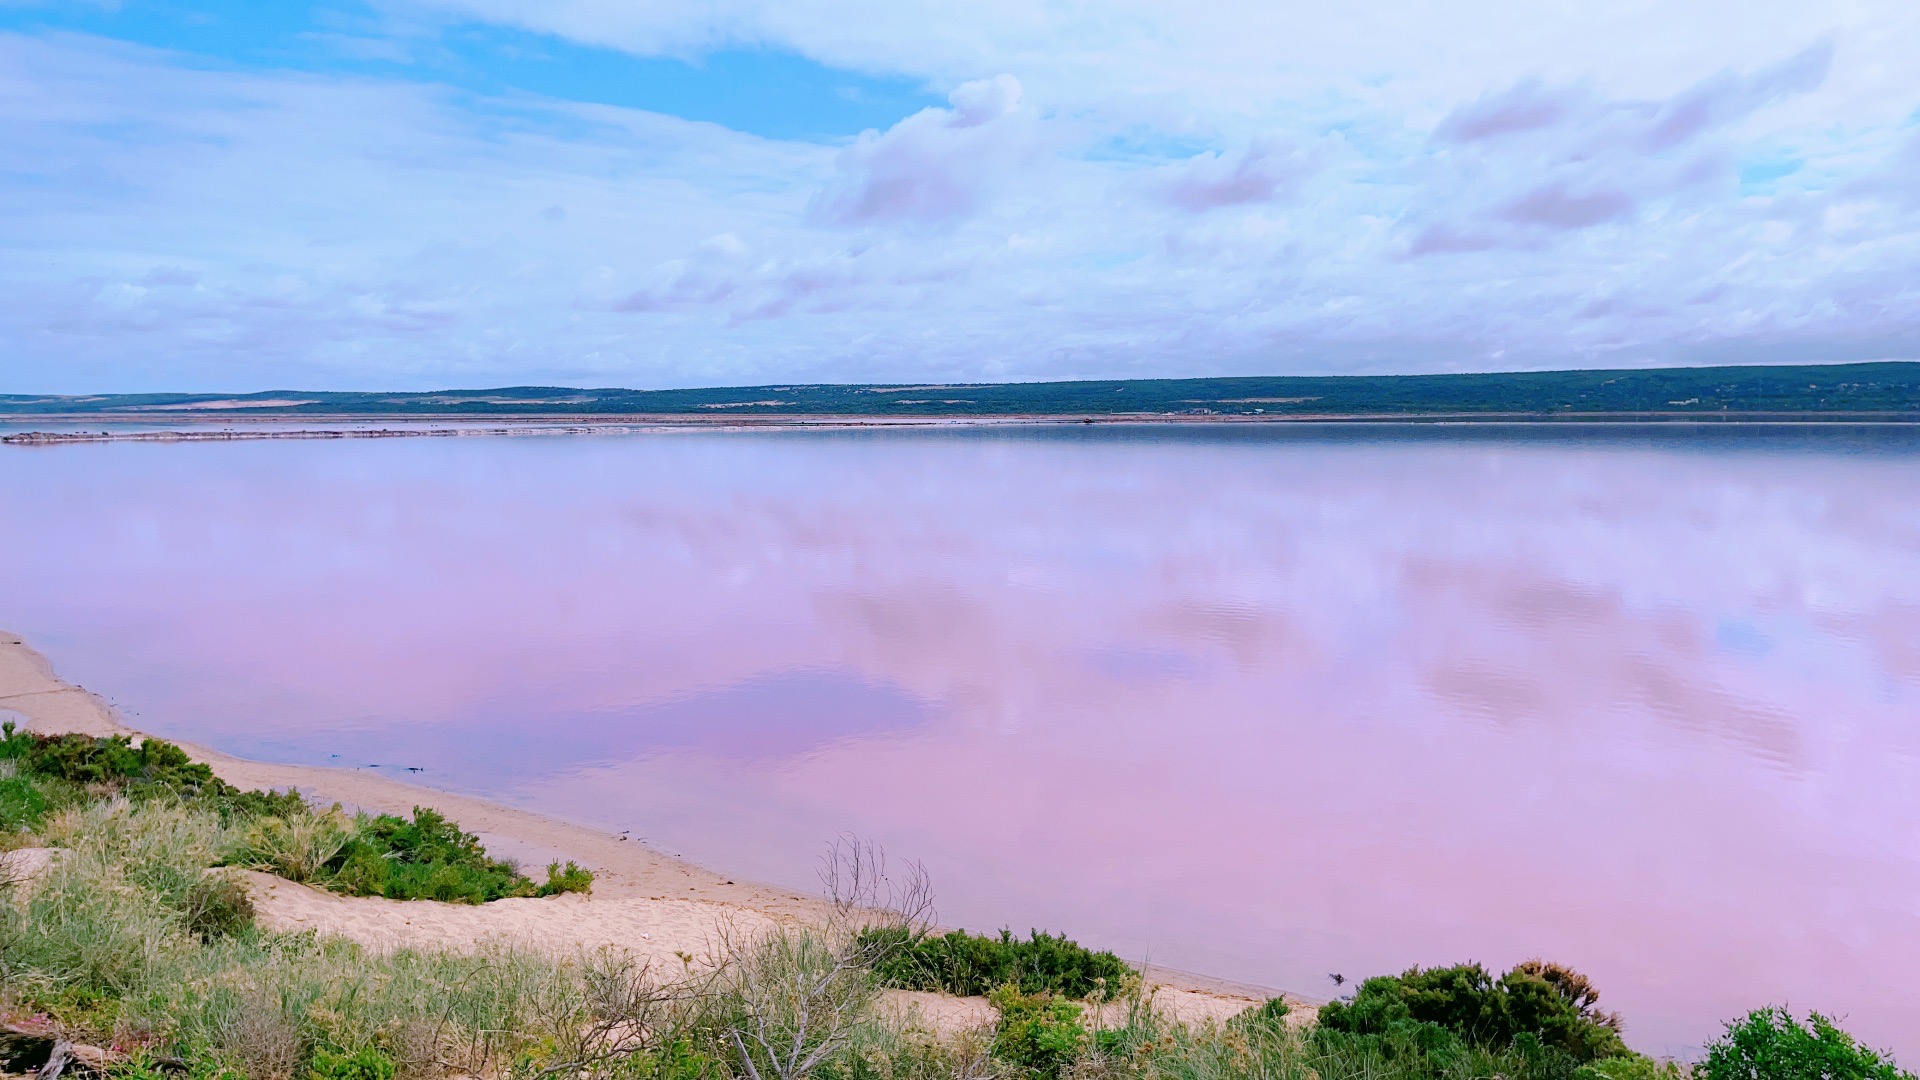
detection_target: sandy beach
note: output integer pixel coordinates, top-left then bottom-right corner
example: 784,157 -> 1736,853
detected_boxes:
0,628 -> 1291,1029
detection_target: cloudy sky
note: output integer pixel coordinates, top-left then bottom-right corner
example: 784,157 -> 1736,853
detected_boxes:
2,0 -> 1917,392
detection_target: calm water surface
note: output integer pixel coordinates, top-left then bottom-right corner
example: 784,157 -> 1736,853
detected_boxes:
2,426 -> 1917,1056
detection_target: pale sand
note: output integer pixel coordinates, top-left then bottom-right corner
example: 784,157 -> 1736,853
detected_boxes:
0,630 -> 1299,1030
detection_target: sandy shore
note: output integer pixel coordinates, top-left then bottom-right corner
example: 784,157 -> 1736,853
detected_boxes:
4,410 -> 1908,446
0,629 -> 1295,1028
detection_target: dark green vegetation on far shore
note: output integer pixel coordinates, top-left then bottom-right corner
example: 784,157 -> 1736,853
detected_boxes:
5,361 -> 1920,420
1,725 -> 1911,1078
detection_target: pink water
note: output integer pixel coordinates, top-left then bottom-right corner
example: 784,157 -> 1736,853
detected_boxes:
2,425 -> 1917,1057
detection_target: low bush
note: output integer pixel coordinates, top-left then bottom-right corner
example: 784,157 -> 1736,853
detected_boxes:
1230,995 -> 1293,1031
184,869 -> 256,941
0,723 -> 306,823
0,768 -> 48,834
242,804 -> 597,903
0,724 -> 594,904
864,927 -> 1133,999
1577,1055 -> 1693,1080
308,1045 -> 399,1080
538,859 -> 595,897
1075,996 -> 1603,1080
1318,960 -> 1629,1063
1703,1007 -> 1914,1080
991,985 -> 1088,1078
325,806 -> 559,904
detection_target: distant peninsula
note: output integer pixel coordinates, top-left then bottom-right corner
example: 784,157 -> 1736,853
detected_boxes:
4,361 -> 1918,422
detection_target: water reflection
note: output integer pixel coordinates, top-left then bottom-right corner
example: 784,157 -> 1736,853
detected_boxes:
0,425 -> 1916,1056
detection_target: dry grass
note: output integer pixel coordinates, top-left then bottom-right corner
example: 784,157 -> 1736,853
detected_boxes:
237,808 -> 353,884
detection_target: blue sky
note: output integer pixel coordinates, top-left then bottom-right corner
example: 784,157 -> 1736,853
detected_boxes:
2,0 -> 1917,391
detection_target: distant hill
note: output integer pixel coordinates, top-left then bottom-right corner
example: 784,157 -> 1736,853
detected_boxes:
4,362 -> 1919,419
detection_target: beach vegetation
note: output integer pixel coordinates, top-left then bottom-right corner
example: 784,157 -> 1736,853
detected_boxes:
323,806 -> 543,904
863,927 -> 1134,999
1702,1007 -> 1914,1080
1065,980 -> 1625,1080
184,869 -> 257,941
4,735 -> 1916,1080
540,859 -> 596,897
1228,995 -> 1292,1032
1317,960 -> 1629,1063
0,724 -> 593,903
0,765 -> 50,834
989,985 -> 1088,1078
237,807 -> 355,884
0,722 -> 307,822
239,804 -> 593,903
308,1045 -> 400,1080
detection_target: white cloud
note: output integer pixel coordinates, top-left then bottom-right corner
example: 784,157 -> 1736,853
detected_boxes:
807,75 -> 1033,227
414,0 -> 1919,133
1155,138 -> 1318,211
1406,44 -> 1841,254
3,4 -> 1920,391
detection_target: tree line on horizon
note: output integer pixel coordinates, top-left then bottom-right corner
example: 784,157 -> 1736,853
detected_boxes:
4,361 -> 1920,419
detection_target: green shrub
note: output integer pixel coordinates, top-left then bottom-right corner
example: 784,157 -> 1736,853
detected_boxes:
990,985 -> 1088,1078
5,727 -> 212,791
185,870 -> 256,941
537,859 -> 594,897
0,724 -> 306,824
1703,1008 -> 1913,1080
3,725 -> 578,904
1576,1055 -> 1691,1080
0,769 -> 49,833
864,927 -> 1133,998
307,1046 -> 398,1080
323,806 -> 564,903
1230,996 -> 1292,1031
1318,960 -> 1628,1063
616,1038 -> 728,1080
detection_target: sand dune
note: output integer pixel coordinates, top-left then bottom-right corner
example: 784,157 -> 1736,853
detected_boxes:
244,869 -> 787,969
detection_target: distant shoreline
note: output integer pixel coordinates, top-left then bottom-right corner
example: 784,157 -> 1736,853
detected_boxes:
6,409 -> 1920,446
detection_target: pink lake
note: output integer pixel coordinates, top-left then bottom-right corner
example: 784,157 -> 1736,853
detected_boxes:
1,424 -> 1916,1057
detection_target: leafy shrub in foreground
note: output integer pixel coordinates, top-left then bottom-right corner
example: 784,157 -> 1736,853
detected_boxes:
991,985 -> 1089,1078
1703,1008 -> 1913,1080
1318,960 -> 1628,1063
863,926 -> 1133,998
308,1046 -> 398,1080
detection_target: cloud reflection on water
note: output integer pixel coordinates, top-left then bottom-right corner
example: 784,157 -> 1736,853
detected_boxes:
0,426 -> 1916,1056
